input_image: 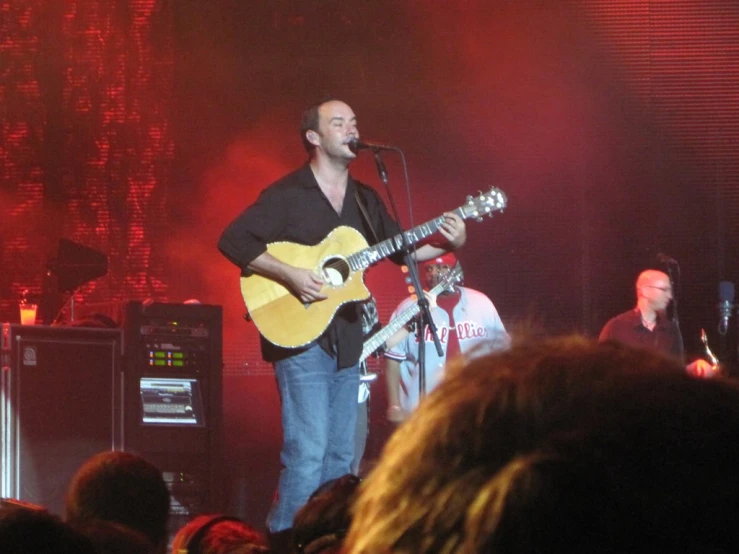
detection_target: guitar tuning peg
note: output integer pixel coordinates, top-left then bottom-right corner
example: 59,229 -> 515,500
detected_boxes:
466,195 -> 473,202
476,216 -> 483,222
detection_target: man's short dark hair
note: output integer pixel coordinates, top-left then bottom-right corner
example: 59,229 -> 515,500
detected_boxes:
299,96 -> 340,155
65,451 -> 170,550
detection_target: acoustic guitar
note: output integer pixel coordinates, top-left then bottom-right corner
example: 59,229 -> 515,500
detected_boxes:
240,187 -> 507,348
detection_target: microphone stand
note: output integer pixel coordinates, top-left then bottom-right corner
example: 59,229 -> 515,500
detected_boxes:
664,259 -> 685,360
371,149 -> 443,402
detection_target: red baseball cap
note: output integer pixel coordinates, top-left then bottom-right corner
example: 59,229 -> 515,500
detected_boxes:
423,252 -> 457,267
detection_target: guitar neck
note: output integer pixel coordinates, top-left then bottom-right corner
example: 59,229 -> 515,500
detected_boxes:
349,207 -> 464,271
360,301 -> 422,363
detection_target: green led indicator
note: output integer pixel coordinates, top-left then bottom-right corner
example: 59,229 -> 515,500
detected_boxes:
173,352 -> 184,359
154,360 -> 166,366
154,352 -> 166,358
173,360 -> 184,367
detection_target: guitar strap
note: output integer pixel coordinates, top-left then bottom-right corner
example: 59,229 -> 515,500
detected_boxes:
354,189 -> 381,244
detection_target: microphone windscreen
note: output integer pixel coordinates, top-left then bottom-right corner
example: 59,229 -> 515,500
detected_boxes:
719,281 -> 735,303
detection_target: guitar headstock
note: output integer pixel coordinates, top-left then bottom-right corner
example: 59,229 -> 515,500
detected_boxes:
459,187 -> 508,222
430,263 -> 465,296
446,263 -> 464,290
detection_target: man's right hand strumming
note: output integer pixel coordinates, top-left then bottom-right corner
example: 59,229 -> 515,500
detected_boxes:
248,252 -> 327,303
284,266 -> 328,303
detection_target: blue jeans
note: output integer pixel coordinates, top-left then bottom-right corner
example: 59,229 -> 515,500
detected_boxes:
266,343 -> 360,532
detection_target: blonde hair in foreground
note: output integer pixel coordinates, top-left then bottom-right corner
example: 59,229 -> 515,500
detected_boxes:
345,336 -> 739,554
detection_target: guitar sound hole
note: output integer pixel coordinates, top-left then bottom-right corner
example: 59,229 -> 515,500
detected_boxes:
322,257 -> 350,286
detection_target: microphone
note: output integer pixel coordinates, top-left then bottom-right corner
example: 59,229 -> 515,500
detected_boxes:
718,281 -> 735,336
657,252 -> 678,265
348,138 -> 398,153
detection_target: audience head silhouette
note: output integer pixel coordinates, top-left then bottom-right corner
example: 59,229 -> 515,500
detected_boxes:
292,474 -> 361,554
345,336 -> 739,554
73,519 -> 155,554
170,514 -> 267,554
0,501 -> 96,554
66,451 -> 170,553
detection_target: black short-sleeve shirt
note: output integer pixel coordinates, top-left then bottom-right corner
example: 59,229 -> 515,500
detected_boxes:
598,308 -> 685,364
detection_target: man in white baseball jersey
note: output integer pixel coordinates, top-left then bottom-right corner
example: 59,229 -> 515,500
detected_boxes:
384,253 -> 510,422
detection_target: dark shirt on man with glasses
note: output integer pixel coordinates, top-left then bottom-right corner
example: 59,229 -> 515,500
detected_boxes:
599,308 -> 684,363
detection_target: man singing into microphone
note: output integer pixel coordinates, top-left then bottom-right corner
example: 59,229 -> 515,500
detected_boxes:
599,269 -> 717,378
217,97 -> 466,542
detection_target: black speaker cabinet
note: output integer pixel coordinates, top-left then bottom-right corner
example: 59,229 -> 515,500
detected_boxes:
0,324 -> 123,516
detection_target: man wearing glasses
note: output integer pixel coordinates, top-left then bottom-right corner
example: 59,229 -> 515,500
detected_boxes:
599,269 -> 716,377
